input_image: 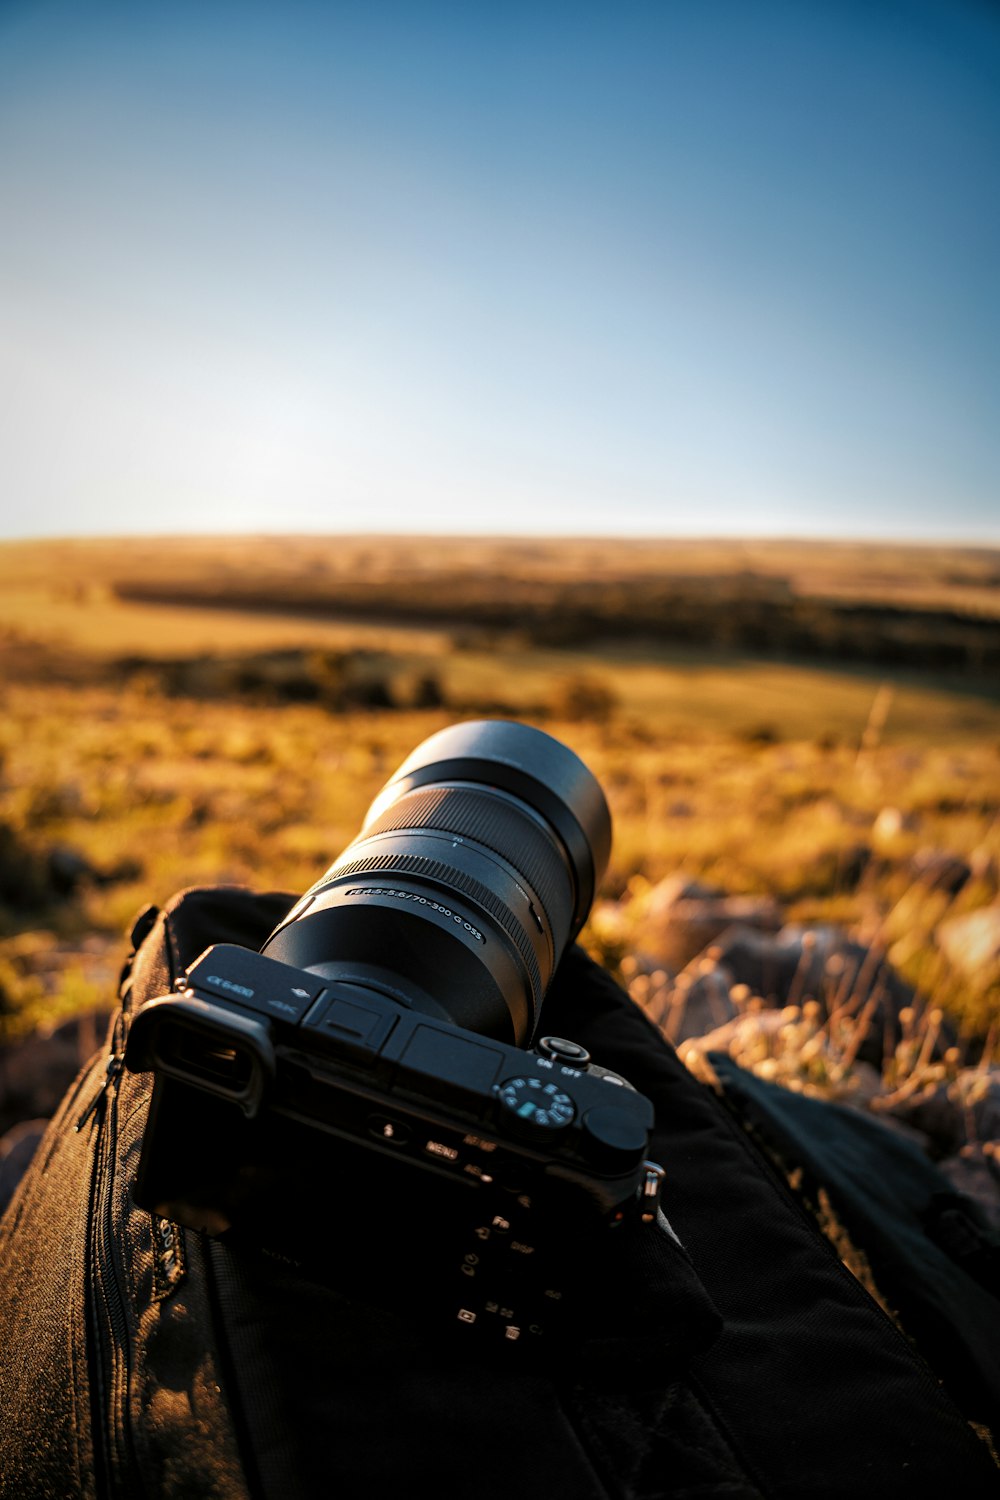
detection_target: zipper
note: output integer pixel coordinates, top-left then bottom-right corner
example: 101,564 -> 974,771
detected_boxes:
76,1053 -> 124,1132
83,1016 -> 142,1497
82,911 -> 169,1498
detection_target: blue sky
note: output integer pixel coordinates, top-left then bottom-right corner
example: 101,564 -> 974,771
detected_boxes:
1,0 -> 997,541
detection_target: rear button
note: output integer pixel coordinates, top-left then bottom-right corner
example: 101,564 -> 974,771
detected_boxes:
368,1114 -> 411,1146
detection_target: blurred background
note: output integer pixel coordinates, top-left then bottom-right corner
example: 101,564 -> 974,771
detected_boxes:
0,2 -> 997,1174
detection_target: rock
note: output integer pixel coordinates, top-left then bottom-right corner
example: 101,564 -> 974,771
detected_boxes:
853,1109 -> 933,1152
843,1061 -> 886,1110
875,1070 -> 1000,1159
936,1147 -> 1000,1233
937,905 -> 1000,982
677,1009 -> 788,1065
669,970 -> 739,1045
950,1068 -> 1000,1144
883,1081 -> 966,1159
711,926 -> 834,1006
709,924 -> 939,1071
647,875 -> 726,913
643,877 -> 782,972
0,1118 -> 47,1215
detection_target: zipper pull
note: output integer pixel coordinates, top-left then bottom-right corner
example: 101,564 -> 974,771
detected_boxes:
76,1053 -> 124,1132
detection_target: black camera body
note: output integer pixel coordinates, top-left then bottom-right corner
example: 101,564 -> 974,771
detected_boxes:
124,721 -> 664,1347
127,943 -> 661,1345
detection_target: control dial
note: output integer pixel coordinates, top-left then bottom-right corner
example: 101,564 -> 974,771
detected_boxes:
580,1104 -> 649,1172
497,1076 -> 576,1134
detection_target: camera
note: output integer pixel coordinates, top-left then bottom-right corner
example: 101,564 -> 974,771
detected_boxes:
125,721 -> 664,1348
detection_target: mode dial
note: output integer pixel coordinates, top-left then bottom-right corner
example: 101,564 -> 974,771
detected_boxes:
497,1076 -> 576,1135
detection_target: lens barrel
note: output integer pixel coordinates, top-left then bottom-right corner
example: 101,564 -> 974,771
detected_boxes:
261,721 -> 611,1046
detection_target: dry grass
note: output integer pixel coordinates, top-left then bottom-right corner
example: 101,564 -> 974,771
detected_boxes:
1,680 -> 997,1042
0,534 -> 997,1054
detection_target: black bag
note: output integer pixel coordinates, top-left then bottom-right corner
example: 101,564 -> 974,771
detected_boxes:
1,887 -> 996,1499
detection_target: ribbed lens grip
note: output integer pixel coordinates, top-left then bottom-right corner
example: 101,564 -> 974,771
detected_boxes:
358,785 -> 571,937
321,850 -> 544,1009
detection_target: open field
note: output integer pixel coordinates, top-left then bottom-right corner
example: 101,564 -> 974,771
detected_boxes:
2,536 -> 999,672
3,534 -> 999,611
1,535 -> 998,1052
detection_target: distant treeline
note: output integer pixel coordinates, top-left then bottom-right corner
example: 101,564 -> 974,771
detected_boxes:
115,649 -> 445,711
0,636 -> 617,722
113,576 -> 1000,676
110,649 -> 617,722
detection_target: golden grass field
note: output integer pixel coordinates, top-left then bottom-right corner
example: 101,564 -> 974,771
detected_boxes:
1,534 -> 998,1054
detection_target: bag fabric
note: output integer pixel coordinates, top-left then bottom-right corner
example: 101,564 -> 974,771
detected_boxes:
1,886 -> 996,1500
710,1050 -> 1000,1433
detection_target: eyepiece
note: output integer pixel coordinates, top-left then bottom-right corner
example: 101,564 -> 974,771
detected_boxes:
261,721 -> 611,1047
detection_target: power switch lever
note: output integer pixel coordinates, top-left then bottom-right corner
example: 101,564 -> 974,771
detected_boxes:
536,1036 -> 591,1067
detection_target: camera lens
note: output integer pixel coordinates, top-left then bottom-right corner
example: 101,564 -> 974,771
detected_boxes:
260,720 -> 611,1046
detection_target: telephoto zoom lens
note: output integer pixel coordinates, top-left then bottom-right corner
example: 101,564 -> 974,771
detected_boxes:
261,720 -> 611,1046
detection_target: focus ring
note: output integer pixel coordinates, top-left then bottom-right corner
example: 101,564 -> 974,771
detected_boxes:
319,850 -> 544,1009
360,785 -> 569,934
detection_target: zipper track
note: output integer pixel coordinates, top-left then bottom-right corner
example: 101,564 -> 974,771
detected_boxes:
85,1017 -> 142,1497
87,913 -> 179,1496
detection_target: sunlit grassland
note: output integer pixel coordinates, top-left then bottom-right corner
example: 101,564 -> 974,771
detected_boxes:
0,583 -> 456,660
2,669 -> 998,1039
1,534 -> 997,1045
438,642 -> 1000,744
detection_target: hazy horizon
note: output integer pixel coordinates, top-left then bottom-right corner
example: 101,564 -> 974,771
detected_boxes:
3,526 -> 998,551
